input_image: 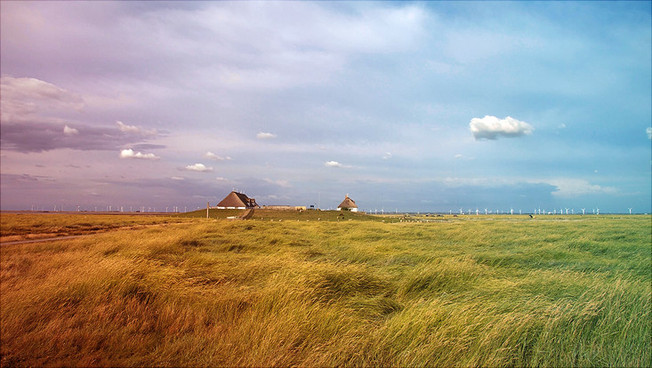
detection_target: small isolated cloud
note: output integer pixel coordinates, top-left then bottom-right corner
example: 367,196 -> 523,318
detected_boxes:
470,115 -> 534,140
454,153 -> 463,159
116,121 -> 157,136
170,176 -> 185,181
325,160 -> 343,168
63,125 -> 79,135
324,160 -> 351,168
185,163 -> 213,172
205,151 -> 232,161
216,177 -> 229,182
647,127 -> 652,140
382,152 -> 393,160
119,148 -> 160,160
256,132 -> 277,140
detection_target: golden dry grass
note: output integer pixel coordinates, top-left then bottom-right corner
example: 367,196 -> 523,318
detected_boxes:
1,214 -> 649,366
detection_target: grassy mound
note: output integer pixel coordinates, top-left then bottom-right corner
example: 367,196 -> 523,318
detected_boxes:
180,208 -> 382,222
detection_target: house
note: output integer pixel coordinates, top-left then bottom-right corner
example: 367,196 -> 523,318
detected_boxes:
216,191 -> 259,209
337,195 -> 358,212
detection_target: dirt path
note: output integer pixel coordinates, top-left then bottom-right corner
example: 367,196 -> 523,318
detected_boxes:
0,221 -> 195,246
1,235 -> 89,246
241,209 -> 255,220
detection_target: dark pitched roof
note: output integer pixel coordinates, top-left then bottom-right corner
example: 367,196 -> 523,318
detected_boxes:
338,195 -> 357,209
217,191 -> 259,208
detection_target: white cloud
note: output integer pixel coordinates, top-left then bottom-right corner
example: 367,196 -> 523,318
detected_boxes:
63,125 -> 79,135
325,160 -> 348,168
205,151 -> 232,161
454,153 -> 463,159
119,148 -> 160,160
382,152 -> 393,160
170,176 -> 185,181
647,127 -> 651,140
116,121 -> 157,136
548,179 -> 617,198
469,115 -> 534,140
256,132 -> 277,140
325,160 -> 342,167
216,177 -> 229,182
185,163 -> 213,172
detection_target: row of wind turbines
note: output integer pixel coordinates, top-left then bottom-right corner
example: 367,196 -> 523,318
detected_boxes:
448,207 -> 636,215
30,205 -> 190,213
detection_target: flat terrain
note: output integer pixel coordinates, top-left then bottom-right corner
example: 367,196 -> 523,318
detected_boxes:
1,212 -> 649,367
0,213 -> 194,243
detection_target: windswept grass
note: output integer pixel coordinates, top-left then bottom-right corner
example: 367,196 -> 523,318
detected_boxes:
1,215 -> 649,366
0,213 -> 194,242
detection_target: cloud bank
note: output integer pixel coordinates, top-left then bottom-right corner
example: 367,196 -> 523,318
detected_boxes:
548,179 -> 617,198
470,115 -> 534,140
0,77 -> 162,153
0,76 -> 84,121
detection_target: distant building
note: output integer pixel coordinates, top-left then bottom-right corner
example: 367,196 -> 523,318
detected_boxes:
337,195 -> 358,212
216,191 -> 259,209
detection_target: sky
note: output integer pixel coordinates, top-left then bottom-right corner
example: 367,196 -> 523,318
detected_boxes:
1,1 -> 651,214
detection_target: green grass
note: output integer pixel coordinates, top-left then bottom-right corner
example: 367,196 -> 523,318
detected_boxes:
1,214 -> 649,366
181,208 -> 386,221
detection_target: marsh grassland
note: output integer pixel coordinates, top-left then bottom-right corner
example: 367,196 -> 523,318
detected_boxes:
1,212 -> 650,367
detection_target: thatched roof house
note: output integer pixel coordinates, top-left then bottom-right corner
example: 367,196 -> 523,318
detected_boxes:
217,191 -> 259,209
337,195 -> 358,212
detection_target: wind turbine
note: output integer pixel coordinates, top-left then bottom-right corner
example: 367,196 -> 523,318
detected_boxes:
628,208 -> 633,215
581,208 -> 585,215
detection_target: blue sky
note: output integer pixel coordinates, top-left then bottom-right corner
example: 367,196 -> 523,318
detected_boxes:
1,1 -> 650,213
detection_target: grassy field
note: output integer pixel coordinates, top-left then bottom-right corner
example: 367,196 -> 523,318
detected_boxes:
1,213 -> 649,366
0,213 -> 194,242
